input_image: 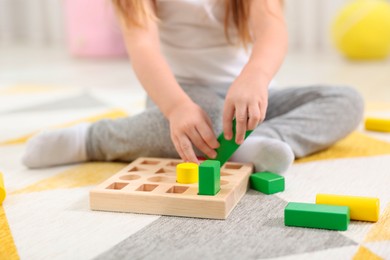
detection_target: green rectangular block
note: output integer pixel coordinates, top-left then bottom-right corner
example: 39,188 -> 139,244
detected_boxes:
198,160 -> 220,195
250,172 -> 284,194
208,119 -> 253,166
284,202 -> 350,231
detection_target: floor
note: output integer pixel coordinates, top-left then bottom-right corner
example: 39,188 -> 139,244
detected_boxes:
1,46 -> 390,106
1,46 -> 390,259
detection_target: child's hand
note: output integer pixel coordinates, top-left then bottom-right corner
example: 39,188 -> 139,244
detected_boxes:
223,71 -> 268,144
168,101 -> 219,163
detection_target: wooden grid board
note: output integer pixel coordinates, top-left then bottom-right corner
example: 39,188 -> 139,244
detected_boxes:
90,157 -> 254,219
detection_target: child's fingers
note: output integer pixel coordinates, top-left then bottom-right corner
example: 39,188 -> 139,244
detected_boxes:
223,104 -> 235,140
247,104 -> 261,130
172,136 -> 187,162
188,127 -> 217,159
235,105 -> 248,144
178,135 -> 198,163
196,122 -> 219,149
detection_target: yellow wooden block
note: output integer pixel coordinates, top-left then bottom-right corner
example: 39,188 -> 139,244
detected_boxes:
365,117 -> 390,132
176,163 -> 198,184
316,194 -> 380,222
0,173 -> 6,205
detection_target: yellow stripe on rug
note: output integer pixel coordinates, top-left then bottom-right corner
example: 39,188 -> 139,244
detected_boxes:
0,206 -> 19,260
295,132 -> 390,163
0,109 -> 128,146
353,246 -> 383,260
11,162 -> 127,194
364,202 -> 390,242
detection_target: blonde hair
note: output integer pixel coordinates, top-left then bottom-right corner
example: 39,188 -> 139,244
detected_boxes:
112,0 -> 252,47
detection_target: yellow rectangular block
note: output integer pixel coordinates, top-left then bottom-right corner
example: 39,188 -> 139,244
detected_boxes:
365,117 -> 390,132
0,173 -> 5,205
316,194 -> 380,222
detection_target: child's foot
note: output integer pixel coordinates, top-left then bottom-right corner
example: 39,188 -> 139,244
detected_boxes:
230,136 -> 294,174
22,123 -> 90,168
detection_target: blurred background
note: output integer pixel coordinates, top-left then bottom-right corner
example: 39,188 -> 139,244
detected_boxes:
0,0 -> 390,104
0,0 -> 353,52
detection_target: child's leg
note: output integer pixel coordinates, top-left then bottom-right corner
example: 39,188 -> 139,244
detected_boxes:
233,85 -> 364,168
86,108 -> 176,161
24,85 -> 360,172
22,123 -> 90,168
86,85 -> 226,162
23,108 -> 177,168
22,85 -> 225,168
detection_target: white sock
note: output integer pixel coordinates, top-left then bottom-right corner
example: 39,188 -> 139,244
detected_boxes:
230,136 -> 294,174
22,123 -> 90,168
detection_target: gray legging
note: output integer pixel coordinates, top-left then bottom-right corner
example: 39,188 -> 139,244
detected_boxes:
86,85 -> 364,161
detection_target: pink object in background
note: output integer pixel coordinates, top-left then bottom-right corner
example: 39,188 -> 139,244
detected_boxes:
64,0 -> 127,58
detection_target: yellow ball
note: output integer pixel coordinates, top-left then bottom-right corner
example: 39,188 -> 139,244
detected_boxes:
332,0 -> 390,60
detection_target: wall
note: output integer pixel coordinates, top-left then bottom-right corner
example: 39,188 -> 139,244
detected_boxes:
0,0 -> 349,52
285,0 -> 349,52
0,0 -> 64,46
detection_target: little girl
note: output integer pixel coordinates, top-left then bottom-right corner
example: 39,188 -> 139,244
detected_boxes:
23,0 -> 364,173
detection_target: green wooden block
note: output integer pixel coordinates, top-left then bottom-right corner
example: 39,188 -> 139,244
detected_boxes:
250,172 -> 285,194
208,119 -> 253,166
284,202 -> 350,231
198,160 -> 220,195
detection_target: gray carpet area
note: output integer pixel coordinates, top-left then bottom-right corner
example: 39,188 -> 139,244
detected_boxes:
95,190 -> 356,260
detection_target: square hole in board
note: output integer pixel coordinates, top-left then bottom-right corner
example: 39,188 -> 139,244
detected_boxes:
106,182 -> 129,190
166,186 -> 189,194
224,164 -> 242,170
136,184 -> 158,192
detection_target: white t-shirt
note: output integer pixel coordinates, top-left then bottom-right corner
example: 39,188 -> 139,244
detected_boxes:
156,0 -> 251,87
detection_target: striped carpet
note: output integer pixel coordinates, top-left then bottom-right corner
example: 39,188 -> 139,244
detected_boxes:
0,85 -> 389,259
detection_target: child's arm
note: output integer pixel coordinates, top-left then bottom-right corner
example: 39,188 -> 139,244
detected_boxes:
223,0 -> 287,144
119,0 -> 219,163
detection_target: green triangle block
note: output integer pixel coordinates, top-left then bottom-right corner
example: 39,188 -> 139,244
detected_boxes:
208,119 -> 253,166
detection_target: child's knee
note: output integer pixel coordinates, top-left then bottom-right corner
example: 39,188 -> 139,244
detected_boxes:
333,86 -> 365,129
339,86 -> 364,117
